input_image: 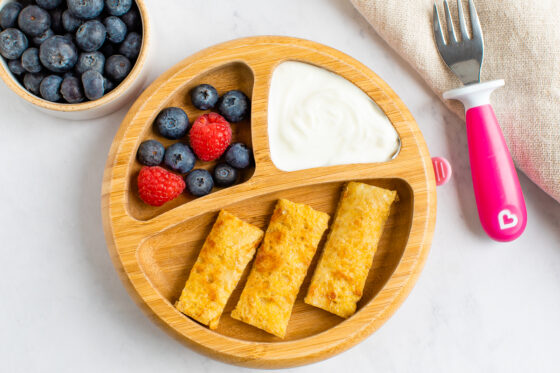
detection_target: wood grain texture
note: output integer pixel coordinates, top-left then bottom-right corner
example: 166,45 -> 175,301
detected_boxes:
101,36 -> 437,368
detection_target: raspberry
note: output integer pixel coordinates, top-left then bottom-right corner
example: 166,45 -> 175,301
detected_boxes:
137,166 -> 185,206
189,112 -> 232,161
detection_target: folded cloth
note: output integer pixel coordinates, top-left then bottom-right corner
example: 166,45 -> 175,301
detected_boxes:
351,0 -> 560,203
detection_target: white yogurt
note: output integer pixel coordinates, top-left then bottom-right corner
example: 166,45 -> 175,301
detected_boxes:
267,61 -> 400,171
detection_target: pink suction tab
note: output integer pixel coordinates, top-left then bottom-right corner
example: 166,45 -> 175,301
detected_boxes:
432,157 -> 452,186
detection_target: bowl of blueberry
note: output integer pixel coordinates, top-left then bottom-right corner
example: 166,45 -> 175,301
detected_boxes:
0,0 -> 150,120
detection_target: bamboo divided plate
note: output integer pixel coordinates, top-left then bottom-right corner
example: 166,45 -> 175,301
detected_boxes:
101,36 -> 437,369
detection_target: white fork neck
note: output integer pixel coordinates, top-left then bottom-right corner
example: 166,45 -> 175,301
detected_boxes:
443,79 -> 504,111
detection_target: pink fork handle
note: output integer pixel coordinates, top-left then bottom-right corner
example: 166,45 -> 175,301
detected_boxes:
466,105 -> 526,241
444,80 -> 527,241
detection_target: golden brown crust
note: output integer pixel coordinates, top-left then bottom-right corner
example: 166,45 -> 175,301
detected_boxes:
304,182 -> 397,318
175,210 -> 264,329
231,199 -> 330,338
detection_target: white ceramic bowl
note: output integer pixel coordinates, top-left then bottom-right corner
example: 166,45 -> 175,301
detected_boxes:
0,0 -> 151,120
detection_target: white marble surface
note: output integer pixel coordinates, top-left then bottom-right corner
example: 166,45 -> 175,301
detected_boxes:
1,1 -> 559,372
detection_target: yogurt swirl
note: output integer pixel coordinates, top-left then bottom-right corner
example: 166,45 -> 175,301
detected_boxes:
268,61 -> 400,171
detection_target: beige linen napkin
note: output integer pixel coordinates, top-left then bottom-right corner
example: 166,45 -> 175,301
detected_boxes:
351,0 -> 560,203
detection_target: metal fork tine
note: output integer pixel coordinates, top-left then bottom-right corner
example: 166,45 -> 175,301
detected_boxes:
443,0 -> 457,43
433,3 -> 447,48
433,0 -> 483,85
468,0 -> 483,41
456,0 -> 469,40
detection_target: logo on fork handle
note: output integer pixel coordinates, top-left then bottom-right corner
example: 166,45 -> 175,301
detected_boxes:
498,209 -> 518,230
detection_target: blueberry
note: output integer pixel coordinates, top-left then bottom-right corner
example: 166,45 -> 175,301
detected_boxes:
185,169 -> 214,197
218,90 -> 249,122
8,59 -> 25,75
104,16 -> 126,43
137,139 -> 164,166
67,0 -> 104,20
76,51 -> 104,73
213,163 -> 238,187
120,6 -> 139,30
32,28 -> 54,46
104,54 -> 130,81
118,31 -> 140,60
23,71 -> 45,95
81,69 -> 104,100
103,76 -> 114,91
75,20 -> 105,52
21,47 -> 42,73
61,9 -> 81,32
36,0 -> 63,10
39,74 -> 63,102
39,35 -> 78,72
18,5 -> 51,37
224,142 -> 252,169
191,84 -> 218,110
60,75 -> 83,103
0,2 -> 23,29
105,0 -> 131,16
155,107 -> 189,140
0,28 -> 28,59
49,8 -> 63,33
164,143 -> 196,174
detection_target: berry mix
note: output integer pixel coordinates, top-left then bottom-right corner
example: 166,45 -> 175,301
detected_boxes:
0,0 -> 142,103
136,83 -> 253,207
